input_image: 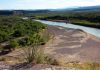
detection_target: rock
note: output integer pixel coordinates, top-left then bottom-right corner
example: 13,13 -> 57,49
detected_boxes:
11,64 -> 81,70
0,61 -> 11,70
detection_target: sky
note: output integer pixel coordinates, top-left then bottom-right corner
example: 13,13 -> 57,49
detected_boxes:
0,0 -> 100,10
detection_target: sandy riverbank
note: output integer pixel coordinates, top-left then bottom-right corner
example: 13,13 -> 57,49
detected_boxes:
1,25 -> 100,64
44,25 -> 100,64
0,25 -> 100,70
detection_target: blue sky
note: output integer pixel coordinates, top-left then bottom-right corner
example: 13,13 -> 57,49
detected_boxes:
0,0 -> 100,10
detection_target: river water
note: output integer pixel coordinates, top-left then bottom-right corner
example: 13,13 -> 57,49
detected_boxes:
36,20 -> 100,38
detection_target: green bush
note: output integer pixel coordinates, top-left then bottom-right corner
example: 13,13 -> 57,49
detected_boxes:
9,39 -> 19,49
0,16 -> 47,43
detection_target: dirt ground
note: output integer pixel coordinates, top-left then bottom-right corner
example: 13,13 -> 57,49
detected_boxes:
44,25 -> 100,63
3,25 -> 100,64
0,25 -> 100,70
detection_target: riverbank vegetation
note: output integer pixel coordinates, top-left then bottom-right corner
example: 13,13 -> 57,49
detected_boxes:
0,16 -> 50,54
28,11 -> 100,28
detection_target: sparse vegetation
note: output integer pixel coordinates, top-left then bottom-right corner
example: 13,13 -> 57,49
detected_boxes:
22,32 -> 50,64
64,62 -> 100,70
22,45 -> 47,64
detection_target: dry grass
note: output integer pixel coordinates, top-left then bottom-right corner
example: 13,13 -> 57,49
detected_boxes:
65,62 -> 100,70
22,45 -> 50,64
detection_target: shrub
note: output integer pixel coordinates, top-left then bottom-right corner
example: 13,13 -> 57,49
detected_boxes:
12,30 -> 22,37
9,39 -> 19,50
35,49 -> 46,64
23,46 -> 46,64
23,46 -> 36,63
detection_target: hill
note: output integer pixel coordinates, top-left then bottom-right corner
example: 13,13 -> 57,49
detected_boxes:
0,6 -> 100,15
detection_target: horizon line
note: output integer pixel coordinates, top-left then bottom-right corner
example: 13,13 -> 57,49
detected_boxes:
0,5 -> 99,10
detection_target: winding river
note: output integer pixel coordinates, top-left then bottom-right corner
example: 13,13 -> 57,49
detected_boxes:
36,20 -> 100,38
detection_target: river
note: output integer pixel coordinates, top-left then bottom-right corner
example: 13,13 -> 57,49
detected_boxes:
36,20 -> 100,38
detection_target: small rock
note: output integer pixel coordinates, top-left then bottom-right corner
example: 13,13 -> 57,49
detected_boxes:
0,62 -> 11,70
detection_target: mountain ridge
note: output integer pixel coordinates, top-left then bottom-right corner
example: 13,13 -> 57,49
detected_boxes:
0,5 -> 100,15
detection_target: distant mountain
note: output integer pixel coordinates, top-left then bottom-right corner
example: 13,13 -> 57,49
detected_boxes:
0,6 -> 100,15
53,6 -> 100,12
13,10 -> 50,14
0,10 -> 50,15
0,10 -> 13,15
71,6 -> 100,12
